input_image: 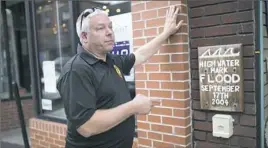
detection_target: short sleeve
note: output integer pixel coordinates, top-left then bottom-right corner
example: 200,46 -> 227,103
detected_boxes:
113,53 -> 136,75
57,70 -> 96,130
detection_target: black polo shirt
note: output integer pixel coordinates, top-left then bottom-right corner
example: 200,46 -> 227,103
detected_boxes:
56,44 -> 136,148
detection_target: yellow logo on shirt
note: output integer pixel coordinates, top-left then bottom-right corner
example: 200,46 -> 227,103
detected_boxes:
113,65 -> 123,78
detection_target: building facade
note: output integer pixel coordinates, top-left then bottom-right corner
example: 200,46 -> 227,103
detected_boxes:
1,0 -> 266,148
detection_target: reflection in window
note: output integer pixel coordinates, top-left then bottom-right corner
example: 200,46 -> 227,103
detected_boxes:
35,1 -> 73,118
1,2 -> 32,99
0,9 -> 10,99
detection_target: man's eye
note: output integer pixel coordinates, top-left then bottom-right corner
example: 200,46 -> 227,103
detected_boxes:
97,27 -> 104,30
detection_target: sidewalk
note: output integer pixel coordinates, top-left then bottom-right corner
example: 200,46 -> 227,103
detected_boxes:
0,128 -> 29,148
0,141 -> 24,148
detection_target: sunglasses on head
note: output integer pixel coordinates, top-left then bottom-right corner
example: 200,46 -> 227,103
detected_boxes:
80,7 -> 101,30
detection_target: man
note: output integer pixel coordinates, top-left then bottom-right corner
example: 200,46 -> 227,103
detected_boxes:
57,6 -> 183,148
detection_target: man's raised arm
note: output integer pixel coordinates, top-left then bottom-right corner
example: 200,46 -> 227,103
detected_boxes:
133,6 -> 184,66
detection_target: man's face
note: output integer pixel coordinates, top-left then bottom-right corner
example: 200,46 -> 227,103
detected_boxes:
87,13 -> 115,53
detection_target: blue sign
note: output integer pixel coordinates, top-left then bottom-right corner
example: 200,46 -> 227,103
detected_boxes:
111,41 -> 130,55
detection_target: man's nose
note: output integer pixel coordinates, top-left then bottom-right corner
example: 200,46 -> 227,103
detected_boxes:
106,27 -> 113,36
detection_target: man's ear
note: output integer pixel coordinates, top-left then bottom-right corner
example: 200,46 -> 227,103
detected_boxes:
81,32 -> 88,43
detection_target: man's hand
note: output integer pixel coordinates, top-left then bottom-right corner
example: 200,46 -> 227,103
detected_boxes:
131,94 -> 160,114
163,6 -> 184,36
133,5 -> 184,66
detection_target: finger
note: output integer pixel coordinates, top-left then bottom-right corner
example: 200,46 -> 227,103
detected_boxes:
173,7 -> 179,20
168,6 -> 174,18
176,20 -> 184,29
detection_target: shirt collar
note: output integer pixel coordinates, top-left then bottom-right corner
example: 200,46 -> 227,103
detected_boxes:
77,43 -> 112,65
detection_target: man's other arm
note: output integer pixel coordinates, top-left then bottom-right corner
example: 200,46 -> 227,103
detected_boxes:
78,94 -> 153,137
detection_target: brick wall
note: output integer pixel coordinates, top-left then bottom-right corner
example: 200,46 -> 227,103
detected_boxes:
188,0 -> 257,147
29,118 -> 67,148
29,118 -> 138,148
1,99 -> 34,131
132,1 -> 191,147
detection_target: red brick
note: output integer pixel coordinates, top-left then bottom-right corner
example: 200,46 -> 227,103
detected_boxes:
49,133 -> 59,139
148,132 -> 162,140
135,64 -> 144,72
163,134 -> 190,145
55,140 -> 65,146
45,137 -> 54,143
148,115 -> 161,123
161,82 -> 189,90
145,64 -> 159,72
153,141 -> 174,148
142,10 -> 157,20
172,72 -> 189,80
137,115 -> 147,121
159,44 -> 188,53
169,34 -> 188,44
135,73 -> 147,80
160,63 -> 189,71
146,18 -> 165,27
50,144 -> 61,148
151,124 -> 172,133
162,117 -> 191,126
173,91 -> 189,99
149,73 -> 170,80
158,8 -> 168,17
151,107 -> 172,116
133,21 -> 145,30
132,12 -> 141,21
146,81 -> 160,89
139,138 -> 152,147
148,55 -> 170,63
171,54 -> 188,62
137,121 -> 150,130
170,1 -> 182,5
146,1 -> 169,10
175,126 -> 191,135
174,108 -> 190,117
134,38 -> 146,46
144,28 -> 158,36
132,3 -> 145,12
136,81 -> 145,88
150,90 -> 172,98
35,134 -> 44,141
137,130 -> 147,138
162,99 -> 190,108
60,136 -> 65,141
40,141 -> 49,147
133,30 -> 143,38
30,138 -> 40,145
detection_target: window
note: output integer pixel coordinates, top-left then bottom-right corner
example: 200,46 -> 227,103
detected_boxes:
35,1 -> 73,119
1,2 -> 32,100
